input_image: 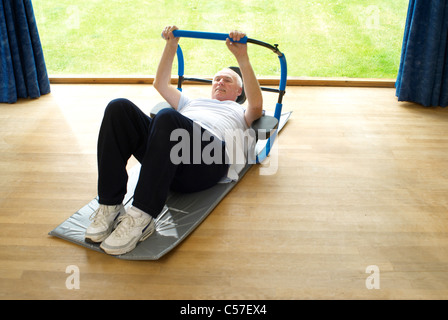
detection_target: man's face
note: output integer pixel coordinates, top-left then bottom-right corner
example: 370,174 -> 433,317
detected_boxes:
211,69 -> 243,102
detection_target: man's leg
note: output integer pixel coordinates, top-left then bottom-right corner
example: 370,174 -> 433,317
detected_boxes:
97,98 -> 151,206
87,98 -> 150,243
98,106 -> 228,255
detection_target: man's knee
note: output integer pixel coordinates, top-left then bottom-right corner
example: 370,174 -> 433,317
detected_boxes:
104,98 -> 133,117
153,107 -> 178,120
152,108 -> 182,130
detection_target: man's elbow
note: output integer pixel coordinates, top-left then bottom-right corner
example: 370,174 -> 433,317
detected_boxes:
254,106 -> 263,120
248,103 -> 263,124
252,101 -> 263,119
153,77 -> 163,93
154,75 -> 172,91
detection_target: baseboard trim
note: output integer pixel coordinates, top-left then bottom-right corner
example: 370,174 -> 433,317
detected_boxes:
49,75 -> 396,88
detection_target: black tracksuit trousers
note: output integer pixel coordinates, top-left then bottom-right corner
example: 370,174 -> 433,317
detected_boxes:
97,98 -> 229,218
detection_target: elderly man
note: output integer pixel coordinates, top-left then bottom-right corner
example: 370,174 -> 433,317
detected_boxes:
85,26 -> 263,255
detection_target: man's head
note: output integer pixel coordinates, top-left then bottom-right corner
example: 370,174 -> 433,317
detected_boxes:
211,68 -> 243,102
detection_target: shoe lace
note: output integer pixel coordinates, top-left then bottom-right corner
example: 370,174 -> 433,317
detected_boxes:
89,206 -> 110,227
113,215 -> 136,238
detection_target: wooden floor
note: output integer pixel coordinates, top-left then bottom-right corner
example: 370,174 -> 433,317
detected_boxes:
1,83 -> 448,300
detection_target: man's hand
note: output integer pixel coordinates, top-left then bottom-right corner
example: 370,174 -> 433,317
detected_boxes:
226,30 -> 248,59
161,25 -> 180,46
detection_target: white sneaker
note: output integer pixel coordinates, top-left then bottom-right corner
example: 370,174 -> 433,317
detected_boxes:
100,207 -> 155,255
85,204 -> 125,243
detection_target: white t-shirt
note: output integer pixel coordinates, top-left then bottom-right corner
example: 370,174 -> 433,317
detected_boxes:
177,94 -> 255,181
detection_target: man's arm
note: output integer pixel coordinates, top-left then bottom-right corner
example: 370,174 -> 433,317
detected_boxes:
153,26 -> 182,109
226,30 -> 263,127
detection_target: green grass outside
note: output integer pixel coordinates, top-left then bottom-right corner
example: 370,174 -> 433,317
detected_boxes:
33,0 -> 409,78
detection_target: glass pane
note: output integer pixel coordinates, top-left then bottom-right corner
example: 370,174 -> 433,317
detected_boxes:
33,0 -> 408,78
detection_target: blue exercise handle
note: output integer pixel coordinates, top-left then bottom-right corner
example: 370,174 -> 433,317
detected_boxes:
172,30 -> 248,43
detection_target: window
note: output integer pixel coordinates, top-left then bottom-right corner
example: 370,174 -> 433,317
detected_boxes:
34,0 -> 408,78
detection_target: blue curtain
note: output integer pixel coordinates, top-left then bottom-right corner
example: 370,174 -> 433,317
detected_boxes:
1,0 -> 50,103
396,0 -> 448,108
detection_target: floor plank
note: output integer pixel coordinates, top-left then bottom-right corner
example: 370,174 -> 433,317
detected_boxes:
1,84 -> 448,300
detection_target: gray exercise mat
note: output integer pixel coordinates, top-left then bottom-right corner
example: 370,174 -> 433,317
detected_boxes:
49,112 -> 291,260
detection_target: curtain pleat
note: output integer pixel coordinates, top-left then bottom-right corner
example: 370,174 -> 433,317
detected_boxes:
1,0 -> 50,103
396,0 -> 448,108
